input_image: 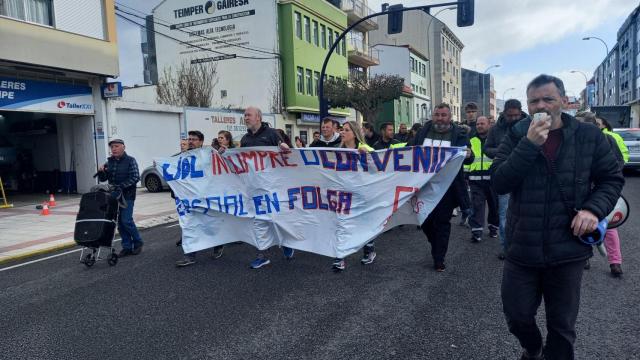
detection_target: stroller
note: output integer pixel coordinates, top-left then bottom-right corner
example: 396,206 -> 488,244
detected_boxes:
74,185 -> 126,267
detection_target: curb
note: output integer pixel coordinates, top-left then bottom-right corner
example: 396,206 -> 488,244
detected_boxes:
0,217 -> 179,266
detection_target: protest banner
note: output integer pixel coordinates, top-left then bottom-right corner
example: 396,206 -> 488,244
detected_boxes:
156,145 -> 464,258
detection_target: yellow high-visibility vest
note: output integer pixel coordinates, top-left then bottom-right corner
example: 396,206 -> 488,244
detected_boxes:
468,136 -> 492,180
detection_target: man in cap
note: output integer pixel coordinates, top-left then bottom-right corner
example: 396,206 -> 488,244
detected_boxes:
97,139 -> 143,256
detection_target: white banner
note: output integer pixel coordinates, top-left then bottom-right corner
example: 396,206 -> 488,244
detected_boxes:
155,146 -> 464,258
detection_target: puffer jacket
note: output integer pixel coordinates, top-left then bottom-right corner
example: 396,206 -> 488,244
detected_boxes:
490,113 -> 624,267
409,121 -> 474,209
484,111 -> 529,159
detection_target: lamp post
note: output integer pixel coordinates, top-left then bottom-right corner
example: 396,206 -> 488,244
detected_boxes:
570,70 -> 589,109
582,36 -> 609,58
481,64 -> 500,116
425,6 -> 455,119
502,87 -> 515,100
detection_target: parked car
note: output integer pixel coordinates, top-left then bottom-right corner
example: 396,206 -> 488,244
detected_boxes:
141,164 -> 168,192
613,128 -> 640,170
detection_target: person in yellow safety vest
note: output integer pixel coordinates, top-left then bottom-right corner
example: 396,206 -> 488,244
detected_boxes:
595,117 -> 630,162
468,116 -> 499,243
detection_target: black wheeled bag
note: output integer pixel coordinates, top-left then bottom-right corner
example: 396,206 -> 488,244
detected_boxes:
74,191 -> 119,248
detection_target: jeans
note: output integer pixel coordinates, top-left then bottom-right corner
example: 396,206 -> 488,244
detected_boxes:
498,193 -> 510,250
118,198 -> 142,250
502,260 -> 584,360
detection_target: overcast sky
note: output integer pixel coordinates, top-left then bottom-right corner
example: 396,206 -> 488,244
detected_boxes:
115,0 -> 638,105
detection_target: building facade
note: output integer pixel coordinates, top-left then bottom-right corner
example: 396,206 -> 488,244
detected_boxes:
0,0 -> 119,193
461,69 -> 496,118
369,7 -> 463,122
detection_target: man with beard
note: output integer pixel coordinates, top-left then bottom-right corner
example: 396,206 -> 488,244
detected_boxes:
484,99 -> 530,259
408,103 -> 474,272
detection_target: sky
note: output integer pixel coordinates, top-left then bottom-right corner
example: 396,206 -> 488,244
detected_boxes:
114,0 -> 639,105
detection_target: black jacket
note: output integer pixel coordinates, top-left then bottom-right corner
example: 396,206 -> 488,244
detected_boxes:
365,133 -> 381,147
484,111 -> 529,159
372,138 -> 401,150
491,113 -> 624,267
97,152 -> 140,200
409,121 -> 474,209
240,122 -> 282,147
309,133 -> 341,148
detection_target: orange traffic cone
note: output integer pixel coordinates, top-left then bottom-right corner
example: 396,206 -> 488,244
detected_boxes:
41,202 -> 50,216
48,193 -> 56,207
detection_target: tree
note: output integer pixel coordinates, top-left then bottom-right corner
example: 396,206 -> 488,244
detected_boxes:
156,60 -> 219,107
323,74 -> 404,124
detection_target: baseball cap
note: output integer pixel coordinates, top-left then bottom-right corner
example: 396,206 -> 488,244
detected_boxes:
108,139 -> 125,146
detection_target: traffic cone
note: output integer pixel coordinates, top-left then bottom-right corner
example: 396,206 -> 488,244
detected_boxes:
48,193 -> 57,207
41,202 -> 50,216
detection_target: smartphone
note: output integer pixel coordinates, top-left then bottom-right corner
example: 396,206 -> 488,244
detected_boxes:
532,112 -> 548,122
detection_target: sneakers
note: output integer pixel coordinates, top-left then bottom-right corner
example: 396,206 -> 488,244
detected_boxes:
175,257 -> 196,267
434,262 -> 446,272
471,234 -> 482,243
610,263 -> 623,277
332,258 -> 345,271
520,347 -> 543,360
250,257 -> 271,269
489,226 -> 498,238
131,244 -> 143,255
458,214 -> 469,226
361,251 -> 377,265
118,248 -> 132,257
212,246 -> 224,259
584,259 -> 591,270
283,246 -> 294,260
452,208 -> 459,217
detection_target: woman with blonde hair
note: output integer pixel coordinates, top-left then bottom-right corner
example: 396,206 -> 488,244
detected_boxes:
332,120 -> 375,271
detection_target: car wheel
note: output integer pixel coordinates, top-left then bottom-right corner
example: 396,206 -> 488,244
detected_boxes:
145,174 -> 163,192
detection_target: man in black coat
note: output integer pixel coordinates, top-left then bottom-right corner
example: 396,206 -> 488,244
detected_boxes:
491,75 -> 624,360
484,99 -> 530,258
408,103 -> 474,272
309,118 -> 341,148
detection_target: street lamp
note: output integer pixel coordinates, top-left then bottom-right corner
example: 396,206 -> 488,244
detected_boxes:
502,87 -> 515,100
481,64 -> 500,116
425,6 -> 455,117
570,70 -> 589,109
582,36 -> 609,57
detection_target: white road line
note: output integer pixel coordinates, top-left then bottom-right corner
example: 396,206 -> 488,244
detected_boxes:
166,223 -> 180,228
0,239 -> 121,272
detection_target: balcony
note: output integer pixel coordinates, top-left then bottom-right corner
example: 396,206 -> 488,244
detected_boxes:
347,35 -> 379,68
341,0 -> 378,31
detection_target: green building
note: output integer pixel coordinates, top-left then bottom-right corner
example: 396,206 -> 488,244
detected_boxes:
278,0 -> 350,142
375,86 -> 414,131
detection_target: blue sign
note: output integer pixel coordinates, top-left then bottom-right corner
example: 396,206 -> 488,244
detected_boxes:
101,82 -> 123,98
0,76 -> 93,114
299,113 -> 346,124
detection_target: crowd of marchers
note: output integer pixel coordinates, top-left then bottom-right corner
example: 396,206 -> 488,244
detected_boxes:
97,74 -> 625,360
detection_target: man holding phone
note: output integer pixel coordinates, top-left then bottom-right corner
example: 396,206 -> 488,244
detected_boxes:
490,75 -> 623,360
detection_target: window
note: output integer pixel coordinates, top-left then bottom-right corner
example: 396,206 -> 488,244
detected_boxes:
334,31 -> 340,51
416,104 -> 419,119
300,130 -> 308,145
306,69 -> 313,95
314,71 -> 320,95
312,20 -> 319,46
304,16 -> 311,42
328,28 -> 333,48
285,124 -> 293,140
320,24 -> 326,48
295,12 -> 302,39
341,39 -> 346,56
0,0 -> 53,26
297,67 -> 304,93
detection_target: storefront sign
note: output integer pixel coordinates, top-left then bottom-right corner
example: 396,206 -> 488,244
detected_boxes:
0,76 -> 93,114
299,113 -> 346,124
185,107 -> 276,144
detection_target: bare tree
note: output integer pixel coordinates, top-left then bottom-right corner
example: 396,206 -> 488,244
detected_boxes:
156,60 -> 219,107
324,74 -> 404,124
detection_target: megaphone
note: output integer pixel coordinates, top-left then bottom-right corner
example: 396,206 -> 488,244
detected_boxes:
606,195 -> 629,229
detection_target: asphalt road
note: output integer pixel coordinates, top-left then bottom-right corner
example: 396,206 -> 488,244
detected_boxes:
1,174 -> 639,360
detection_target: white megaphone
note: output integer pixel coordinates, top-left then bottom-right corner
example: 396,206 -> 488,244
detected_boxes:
606,195 -> 629,229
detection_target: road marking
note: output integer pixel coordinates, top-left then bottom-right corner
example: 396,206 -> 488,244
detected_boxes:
0,239 -> 121,272
166,223 -> 180,228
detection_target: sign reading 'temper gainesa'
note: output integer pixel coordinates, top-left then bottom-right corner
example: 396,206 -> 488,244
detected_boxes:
0,77 -> 94,114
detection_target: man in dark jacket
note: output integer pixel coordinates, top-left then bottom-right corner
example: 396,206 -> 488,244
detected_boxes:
462,102 -> 479,138
484,99 -> 530,258
393,123 -> 409,142
97,139 -> 142,257
363,123 -> 380,147
239,106 -> 294,269
309,118 -> 341,148
373,122 -> 401,149
408,103 -> 474,272
491,75 -> 623,360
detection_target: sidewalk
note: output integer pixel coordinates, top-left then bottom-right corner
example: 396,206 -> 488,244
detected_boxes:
0,190 -> 177,264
